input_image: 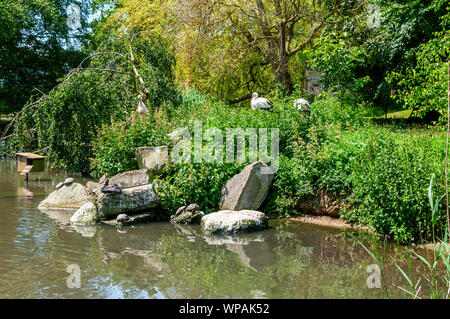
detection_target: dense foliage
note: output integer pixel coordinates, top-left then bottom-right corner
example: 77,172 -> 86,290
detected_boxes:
388,2 -> 449,120
90,89 -> 448,244
309,0 -> 447,113
0,0 -> 92,114
8,32 -> 181,172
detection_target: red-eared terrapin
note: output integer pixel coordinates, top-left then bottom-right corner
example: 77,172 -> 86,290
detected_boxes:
63,177 -> 74,186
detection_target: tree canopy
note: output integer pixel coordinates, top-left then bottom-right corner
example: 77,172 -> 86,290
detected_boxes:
0,0 -> 91,114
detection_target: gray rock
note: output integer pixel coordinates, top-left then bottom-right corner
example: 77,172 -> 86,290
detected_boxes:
201,210 -> 268,234
38,183 -> 95,210
97,184 -> 160,218
108,169 -> 152,189
171,209 -> 204,225
70,202 -> 99,225
219,162 -> 274,211
135,146 -> 169,181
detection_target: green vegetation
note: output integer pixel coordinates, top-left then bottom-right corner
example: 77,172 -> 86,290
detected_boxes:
1,0 -> 449,248
360,178 -> 450,299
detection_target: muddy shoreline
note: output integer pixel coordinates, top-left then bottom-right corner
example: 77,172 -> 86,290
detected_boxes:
285,214 -> 370,231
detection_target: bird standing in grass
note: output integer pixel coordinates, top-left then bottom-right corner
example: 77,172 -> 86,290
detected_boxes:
250,92 -> 274,111
294,98 -> 311,116
137,94 -> 148,119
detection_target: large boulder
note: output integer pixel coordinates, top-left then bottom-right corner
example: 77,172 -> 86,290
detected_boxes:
97,184 -> 160,218
38,183 -> 94,210
70,202 -> 99,225
201,210 -> 268,234
108,169 -> 151,189
135,146 -> 169,181
218,162 -> 274,211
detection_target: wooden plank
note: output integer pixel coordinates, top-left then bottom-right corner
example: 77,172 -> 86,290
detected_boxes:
21,165 -> 33,174
16,152 -> 46,159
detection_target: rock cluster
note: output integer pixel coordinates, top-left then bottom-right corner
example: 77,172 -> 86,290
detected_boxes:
171,161 -> 274,234
39,148 -> 275,234
38,146 -> 169,226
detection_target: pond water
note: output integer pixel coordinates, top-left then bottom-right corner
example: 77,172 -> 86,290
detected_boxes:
0,160 -> 434,298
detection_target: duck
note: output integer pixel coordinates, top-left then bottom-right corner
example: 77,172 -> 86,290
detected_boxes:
100,178 -> 122,194
294,98 -> 311,116
250,92 -> 274,111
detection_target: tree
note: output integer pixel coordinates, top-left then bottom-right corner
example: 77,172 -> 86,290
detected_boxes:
8,31 -> 181,173
308,0 -> 447,112
102,0 -> 364,99
0,0 -> 91,114
388,0 -> 449,120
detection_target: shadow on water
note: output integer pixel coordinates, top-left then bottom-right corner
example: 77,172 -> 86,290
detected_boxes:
0,160 -> 441,298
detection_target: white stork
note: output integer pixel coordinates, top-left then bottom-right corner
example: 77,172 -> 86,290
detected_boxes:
137,94 -> 149,118
250,92 -> 274,111
294,98 -> 311,116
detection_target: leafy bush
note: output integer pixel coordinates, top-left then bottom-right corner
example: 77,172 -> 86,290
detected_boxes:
91,111 -> 174,178
342,129 -> 447,244
154,162 -> 245,214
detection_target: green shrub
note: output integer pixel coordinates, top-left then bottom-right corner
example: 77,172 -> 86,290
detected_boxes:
91,112 -> 174,178
154,162 -> 245,213
342,129 -> 447,244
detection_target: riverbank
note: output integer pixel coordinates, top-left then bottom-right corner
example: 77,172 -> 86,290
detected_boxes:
5,90 -> 449,245
0,159 -> 433,298
287,215 -> 370,232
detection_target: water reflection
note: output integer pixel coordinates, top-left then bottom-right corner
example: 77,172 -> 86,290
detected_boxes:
0,160 -> 438,298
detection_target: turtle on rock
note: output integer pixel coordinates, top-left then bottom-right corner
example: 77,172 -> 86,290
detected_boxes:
100,178 -> 122,194
116,214 -> 130,223
55,182 -> 64,190
63,177 -> 74,186
185,203 -> 200,212
55,177 -> 74,190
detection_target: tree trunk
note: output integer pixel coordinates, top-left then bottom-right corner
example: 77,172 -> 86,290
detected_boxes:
272,57 -> 294,94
